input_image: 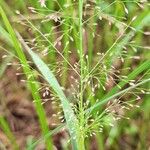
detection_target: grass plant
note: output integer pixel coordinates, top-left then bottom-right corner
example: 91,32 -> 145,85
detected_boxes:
0,0 -> 150,149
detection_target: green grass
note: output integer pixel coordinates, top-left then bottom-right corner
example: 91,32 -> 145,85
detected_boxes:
0,116 -> 19,150
0,0 -> 150,149
27,124 -> 65,150
0,6 -> 53,150
18,33 -> 79,150
88,77 -> 150,113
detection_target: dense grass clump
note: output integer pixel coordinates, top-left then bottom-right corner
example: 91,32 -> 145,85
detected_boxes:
0,0 -> 150,149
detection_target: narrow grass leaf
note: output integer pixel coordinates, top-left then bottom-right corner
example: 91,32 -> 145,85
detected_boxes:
27,124 -> 66,150
0,116 -> 19,150
103,60 -> 150,100
0,6 -> 53,150
18,34 -> 79,150
88,78 -> 150,113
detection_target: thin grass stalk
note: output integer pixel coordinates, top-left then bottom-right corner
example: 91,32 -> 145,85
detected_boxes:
78,0 -> 85,149
61,0 -> 71,86
79,0 -> 84,104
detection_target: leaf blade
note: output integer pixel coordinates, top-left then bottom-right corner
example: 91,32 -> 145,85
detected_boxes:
0,6 -> 53,150
18,34 -> 79,150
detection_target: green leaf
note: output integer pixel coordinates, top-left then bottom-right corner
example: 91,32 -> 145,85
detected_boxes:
88,78 -> 150,113
0,6 -> 53,150
27,124 -> 66,150
103,60 -> 150,100
0,116 -> 19,150
18,33 -> 79,150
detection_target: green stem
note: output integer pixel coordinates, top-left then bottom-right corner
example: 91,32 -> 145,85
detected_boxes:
61,0 -> 71,86
79,0 -> 84,108
78,136 -> 85,150
78,0 -> 85,149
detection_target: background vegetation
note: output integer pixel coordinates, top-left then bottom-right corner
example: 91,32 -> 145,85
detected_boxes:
0,0 -> 150,149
